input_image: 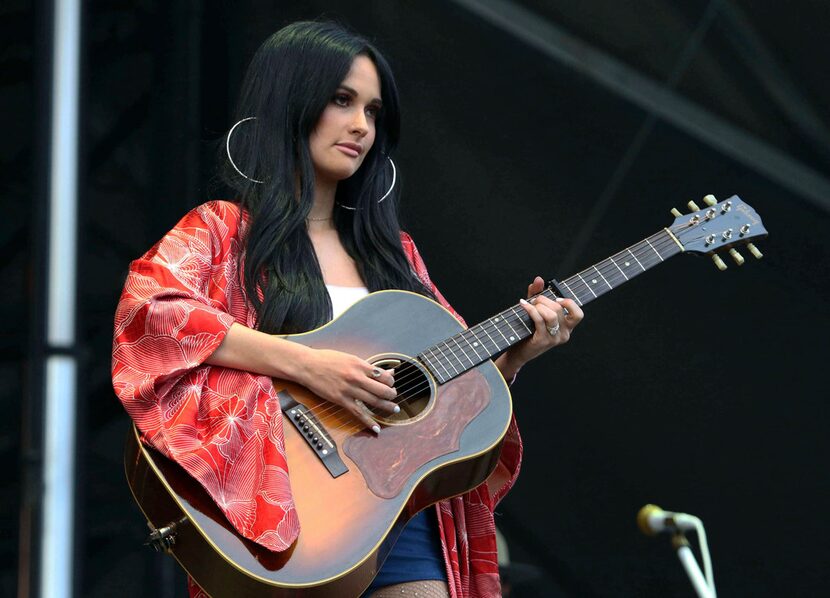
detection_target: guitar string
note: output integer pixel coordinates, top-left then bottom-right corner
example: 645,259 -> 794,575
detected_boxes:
300,361 -> 423,433
302,220 -> 721,428
552,232 -> 675,300
410,227 -> 686,373
318,220 -> 702,412
304,228 -> 686,426
303,361 -> 427,437
305,225 -> 712,434
301,226 -> 692,426
385,225 -> 685,387
357,211 -> 733,402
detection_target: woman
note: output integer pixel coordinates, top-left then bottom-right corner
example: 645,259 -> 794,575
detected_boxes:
113,21 -> 582,598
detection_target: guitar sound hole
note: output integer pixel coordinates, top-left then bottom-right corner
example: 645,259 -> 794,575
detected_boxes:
371,356 -> 434,426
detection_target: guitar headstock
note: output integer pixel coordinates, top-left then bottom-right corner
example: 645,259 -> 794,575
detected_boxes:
669,194 -> 767,269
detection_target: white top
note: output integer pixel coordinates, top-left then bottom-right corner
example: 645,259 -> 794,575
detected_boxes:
325,284 -> 369,320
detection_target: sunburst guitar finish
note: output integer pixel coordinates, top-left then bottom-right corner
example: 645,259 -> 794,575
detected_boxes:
125,290 -> 513,598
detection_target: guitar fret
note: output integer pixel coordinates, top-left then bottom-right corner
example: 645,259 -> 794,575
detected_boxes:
558,279 -> 583,306
491,316 -> 511,346
443,343 -> 462,375
477,321 -> 503,353
576,273 -> 598,298
451,336 -> 476,367
645,237 -> 664,262
462,329 -> 486,360
511,306 -> 533,334
593,265 -> 613,290
627,248 -> 646,271
426,348 -> 452,382
501,312 -> 522,343
435,344 -> 459,377
610,255 -> 629,280
432,344 -> 458,380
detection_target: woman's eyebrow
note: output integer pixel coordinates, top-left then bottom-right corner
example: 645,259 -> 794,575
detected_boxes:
339,85 -> 382,106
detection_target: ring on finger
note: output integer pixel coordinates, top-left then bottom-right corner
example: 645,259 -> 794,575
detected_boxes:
370,367 -> 382,378
547,322 -> 561,336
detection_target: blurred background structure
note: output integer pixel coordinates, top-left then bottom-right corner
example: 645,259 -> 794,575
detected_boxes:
3,0 -> 829,596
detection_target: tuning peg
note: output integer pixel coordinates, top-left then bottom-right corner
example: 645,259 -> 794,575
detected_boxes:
702,194 -> 717,206
687,200 -> 701,211
711,254 -> 727,271
670,208 -> 683,218
747,243 -> 763,259
728,248 -> 745,266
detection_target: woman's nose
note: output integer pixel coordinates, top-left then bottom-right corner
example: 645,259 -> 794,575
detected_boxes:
350,109 -> 369,135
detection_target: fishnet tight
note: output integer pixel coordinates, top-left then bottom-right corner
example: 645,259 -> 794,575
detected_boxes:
367,580 -> 451,597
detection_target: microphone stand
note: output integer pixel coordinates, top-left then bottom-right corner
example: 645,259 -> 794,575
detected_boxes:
672,532 -> 715,598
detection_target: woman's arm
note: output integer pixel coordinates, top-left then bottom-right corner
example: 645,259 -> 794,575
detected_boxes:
205,323 -> 399,432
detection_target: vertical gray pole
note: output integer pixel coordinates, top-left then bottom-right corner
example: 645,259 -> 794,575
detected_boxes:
40,0 -> 81,596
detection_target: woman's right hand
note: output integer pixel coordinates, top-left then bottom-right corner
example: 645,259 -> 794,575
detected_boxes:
205,324 -> 397,433
295,348 -> 398,433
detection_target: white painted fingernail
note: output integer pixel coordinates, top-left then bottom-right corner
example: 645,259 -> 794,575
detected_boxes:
519,298 -> 529,305
393,405 -> 401,413
372,425 -> 381,434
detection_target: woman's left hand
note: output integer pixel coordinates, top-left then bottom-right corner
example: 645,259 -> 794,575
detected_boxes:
495,276 -> 584,379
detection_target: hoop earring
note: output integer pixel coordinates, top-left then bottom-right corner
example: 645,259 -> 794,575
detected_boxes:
337,157 -> 397,211
226,117 -> 264,184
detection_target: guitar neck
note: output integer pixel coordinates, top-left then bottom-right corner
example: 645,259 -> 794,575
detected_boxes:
418,228 -> 683,384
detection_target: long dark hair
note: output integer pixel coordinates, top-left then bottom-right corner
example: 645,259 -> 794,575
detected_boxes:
220,21 -> 434,334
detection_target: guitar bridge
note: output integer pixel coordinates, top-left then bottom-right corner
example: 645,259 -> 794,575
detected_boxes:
279,390 -> 348,478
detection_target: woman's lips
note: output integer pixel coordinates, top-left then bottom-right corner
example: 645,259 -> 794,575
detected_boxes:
335,143 -> 361,158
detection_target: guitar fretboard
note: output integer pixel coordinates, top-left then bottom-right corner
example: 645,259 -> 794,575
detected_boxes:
418,229 -> 683,384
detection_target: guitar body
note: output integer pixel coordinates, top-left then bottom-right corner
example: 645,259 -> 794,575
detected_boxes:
125,290 -> 513,597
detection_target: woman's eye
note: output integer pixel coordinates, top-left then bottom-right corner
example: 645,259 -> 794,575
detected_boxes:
333,94 -> 350,107
366,105 -> 380,119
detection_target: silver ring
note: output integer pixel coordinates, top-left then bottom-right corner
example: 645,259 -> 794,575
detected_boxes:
370,367 -> 382,378
547,323 -> 561,336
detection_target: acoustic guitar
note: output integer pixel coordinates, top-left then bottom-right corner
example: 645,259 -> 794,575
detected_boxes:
124,195 -> 767,597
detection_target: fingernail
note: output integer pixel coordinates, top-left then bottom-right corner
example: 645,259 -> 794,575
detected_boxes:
519,298 -> 529,305
556,297 -> 565,302
372,425 -> 381,434
393,405 -> 401,413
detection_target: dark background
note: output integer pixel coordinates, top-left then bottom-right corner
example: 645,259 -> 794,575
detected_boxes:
3,0 -> 829,596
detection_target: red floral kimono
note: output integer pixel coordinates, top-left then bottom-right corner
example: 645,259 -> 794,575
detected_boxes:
112,200 -> 523,597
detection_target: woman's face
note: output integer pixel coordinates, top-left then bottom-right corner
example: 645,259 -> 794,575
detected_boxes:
309,55 -> 382,186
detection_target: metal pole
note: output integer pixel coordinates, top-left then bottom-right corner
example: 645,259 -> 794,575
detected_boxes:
40,0 -> 82,596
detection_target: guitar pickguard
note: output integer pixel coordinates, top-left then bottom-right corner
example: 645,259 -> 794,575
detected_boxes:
343,369 -> 491,499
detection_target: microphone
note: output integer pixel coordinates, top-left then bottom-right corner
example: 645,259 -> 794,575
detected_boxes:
637,504 -> 699,536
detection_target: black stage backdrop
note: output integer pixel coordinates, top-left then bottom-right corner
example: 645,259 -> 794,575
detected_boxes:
3,1 -> 829,596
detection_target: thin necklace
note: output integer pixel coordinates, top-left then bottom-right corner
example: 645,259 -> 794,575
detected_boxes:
306,215 -> 333,221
